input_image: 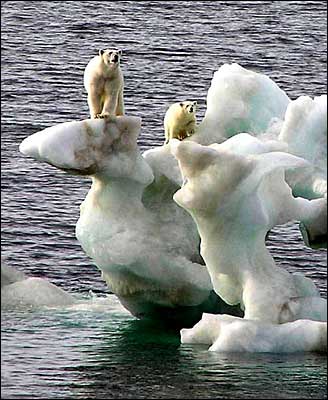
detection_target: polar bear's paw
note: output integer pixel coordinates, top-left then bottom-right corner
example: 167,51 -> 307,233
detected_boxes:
95,112 -> 111,119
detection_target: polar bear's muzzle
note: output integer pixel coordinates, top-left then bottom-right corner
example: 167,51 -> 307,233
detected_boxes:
111,54 -> 120,63
185,102 -> 197,114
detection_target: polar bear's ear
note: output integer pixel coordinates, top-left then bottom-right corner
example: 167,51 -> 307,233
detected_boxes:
193,101 -> 197,106
179,102 -> 184,108
99,49 -> 104,56
118,49 -> 123,55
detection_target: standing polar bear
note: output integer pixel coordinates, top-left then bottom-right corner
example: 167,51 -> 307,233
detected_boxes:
164,101 -> 197,144
84,48 -> 124,119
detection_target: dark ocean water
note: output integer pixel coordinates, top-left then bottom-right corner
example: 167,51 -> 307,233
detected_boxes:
1,1 -> 327,399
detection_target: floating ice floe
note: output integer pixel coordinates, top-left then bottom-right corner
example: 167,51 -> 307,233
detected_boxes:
1,261 -> 75,309
181,313 -> 327,353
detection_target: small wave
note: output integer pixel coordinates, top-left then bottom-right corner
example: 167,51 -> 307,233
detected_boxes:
65,292 -> 131,314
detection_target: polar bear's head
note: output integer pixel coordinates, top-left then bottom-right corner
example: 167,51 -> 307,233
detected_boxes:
180,101 -> 197,115
99,48 -> 122,68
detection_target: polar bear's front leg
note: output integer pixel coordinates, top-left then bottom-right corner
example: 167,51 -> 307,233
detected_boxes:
185,120 -> 196,137
87,85 -> 103,119
101,93 -> 119,118
164,126 -> 171,144
115,89 -> 125,116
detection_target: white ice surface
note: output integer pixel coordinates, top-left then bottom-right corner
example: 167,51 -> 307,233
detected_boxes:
181,313 -> 327,353
20,116 -> 215,319
171,139 -> 326,323
1,262 -> 75,308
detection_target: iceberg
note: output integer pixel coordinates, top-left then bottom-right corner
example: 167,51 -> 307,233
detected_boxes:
19,116 -> 241,325
171,139 -> 326,323
19,63 -> 326,350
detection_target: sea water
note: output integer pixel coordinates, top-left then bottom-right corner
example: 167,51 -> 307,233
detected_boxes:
1,1 -> 327,398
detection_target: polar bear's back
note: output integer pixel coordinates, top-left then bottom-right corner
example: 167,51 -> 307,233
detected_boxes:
165,102 -> 189,123
84,55 -> 102,90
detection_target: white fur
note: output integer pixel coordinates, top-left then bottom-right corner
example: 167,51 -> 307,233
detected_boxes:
84,48 -> 124,119
164,101 -> 197,144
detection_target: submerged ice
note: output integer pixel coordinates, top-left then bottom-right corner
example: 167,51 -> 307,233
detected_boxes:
19,63 -> 327,351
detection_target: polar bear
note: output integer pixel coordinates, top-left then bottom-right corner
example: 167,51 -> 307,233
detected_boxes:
164,101 -> 197,144
84,48 -> 124,119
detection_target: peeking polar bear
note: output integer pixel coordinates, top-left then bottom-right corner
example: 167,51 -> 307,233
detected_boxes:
164,101 -> 197,144
84,48 -> 124,119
